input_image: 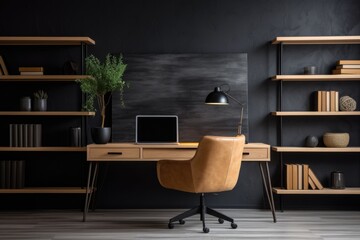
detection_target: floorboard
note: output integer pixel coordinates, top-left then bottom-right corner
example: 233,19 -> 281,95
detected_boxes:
0,209 -> 359,239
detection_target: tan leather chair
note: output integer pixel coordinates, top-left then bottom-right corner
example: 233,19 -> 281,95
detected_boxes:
157,135 -> 245,233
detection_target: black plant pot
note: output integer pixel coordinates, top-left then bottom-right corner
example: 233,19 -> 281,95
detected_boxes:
33,99 -> 47,111
91,127 -> 111,144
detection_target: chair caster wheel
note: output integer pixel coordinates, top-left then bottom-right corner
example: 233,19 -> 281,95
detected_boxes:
231,222 -> 237,229
168,222 -> 174,229
203,227 -> 210,233
179,219 -> 185,225
218,218 -> 224,224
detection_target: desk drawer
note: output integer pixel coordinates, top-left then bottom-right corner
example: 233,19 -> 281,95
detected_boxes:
143,148 -> 196,160
243,148 -> 269,160
88,148 -> 140,160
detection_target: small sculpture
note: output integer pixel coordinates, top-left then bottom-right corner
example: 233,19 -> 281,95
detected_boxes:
339,96 -> 356,111
305,135 -> 318,147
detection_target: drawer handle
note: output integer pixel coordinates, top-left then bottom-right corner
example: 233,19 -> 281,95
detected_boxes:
243,152 -> 250,156
108,152 -> 123,155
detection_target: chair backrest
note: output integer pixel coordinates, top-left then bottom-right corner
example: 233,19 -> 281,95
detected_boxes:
190,135 -> 245,193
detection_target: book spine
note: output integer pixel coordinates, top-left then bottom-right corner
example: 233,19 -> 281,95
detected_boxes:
34,124 -> 42,147
18,124 -> 23,147
28,124 -> 34,147
23,124 -> 28,147
286,164 -> 293,190
10,160 -> 17,189
9,124 -> 13,147
316,91 -> 322,111
303,164 -> 309,190
292,164 -> 298,190
0,160 -> 5,188
16,160 -> 25,189
298,164 -> 302,190
5,160 -> 11,188
13,124 -> 18,147
335,91 -> 339,111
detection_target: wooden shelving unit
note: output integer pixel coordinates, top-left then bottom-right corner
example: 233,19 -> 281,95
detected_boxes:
271,74 -> 360,81
0,187 -> 91,194
272,146 -> 360,153
271,35 -> 360,202
273,187 -> 360,195
0,111 -> 95,116
0,75 -> 90,82
0,147 -> 86,152
0,36 -> 95,196
271,111 -> 360,116
0,36 -> 95,45
272,36 -> 360,45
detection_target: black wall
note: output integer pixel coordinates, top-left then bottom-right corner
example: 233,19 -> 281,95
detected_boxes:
0,0 -> 360,210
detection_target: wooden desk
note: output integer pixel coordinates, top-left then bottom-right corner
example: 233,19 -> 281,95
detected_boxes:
84,143 -> 276,222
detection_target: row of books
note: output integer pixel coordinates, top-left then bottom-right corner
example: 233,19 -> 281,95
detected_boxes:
285,164 -> 324,190
333,60 -> 360,74
315,90 -> 339,112
9,124 -> 42,147
0,160 -> 25,189
19,67 -> 44,75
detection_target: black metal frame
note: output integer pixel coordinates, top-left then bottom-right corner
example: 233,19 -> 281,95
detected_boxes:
276,43 -> 285,211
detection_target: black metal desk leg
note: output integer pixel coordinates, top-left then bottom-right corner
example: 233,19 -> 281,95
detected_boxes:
83,162 -> 99,222
259,162 -> 277,223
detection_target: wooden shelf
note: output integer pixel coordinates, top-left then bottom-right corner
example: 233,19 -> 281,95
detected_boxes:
272,146 -> 360,153
0,75 -> 90,82
0,187 -> 90,194
272,36 -> 360,45
273,187 -> 360,195
271,111 -> 360,116
271,74 -> 360,81
0,36 -> 95,45
0,111 -> 95,116
0,147 -> 86,152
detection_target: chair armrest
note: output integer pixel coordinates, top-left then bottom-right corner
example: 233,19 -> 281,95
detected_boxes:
157,160 -> 195,193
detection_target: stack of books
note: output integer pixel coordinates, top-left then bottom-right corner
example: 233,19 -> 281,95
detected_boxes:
332,60 -> 360,74
285,164 -> 324,190
19,67 -> 44,75
9,124 -> 42,147
315,90 -> 339,112
0,160 -> 25,189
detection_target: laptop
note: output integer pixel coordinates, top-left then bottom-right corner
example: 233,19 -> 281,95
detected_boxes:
135,115 -> 179,144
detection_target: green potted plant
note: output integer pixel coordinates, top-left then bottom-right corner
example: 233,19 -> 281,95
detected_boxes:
33,90 -> 48,111
76,54 -> 127,144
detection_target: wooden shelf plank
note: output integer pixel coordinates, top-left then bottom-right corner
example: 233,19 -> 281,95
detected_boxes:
0,75 -> 90,82
271,111 -> 360,116
0,36 -> 95,45
0,187 -> 90,194
271,74 -> 360,81
272,146 -> 360,153
273,187 -> 360,195
0,111 -> 95,116
0,147 -> 86,152
272,36 -> 360,45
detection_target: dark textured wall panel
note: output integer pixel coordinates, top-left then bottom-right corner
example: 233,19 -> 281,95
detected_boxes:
112,53 -> 248,142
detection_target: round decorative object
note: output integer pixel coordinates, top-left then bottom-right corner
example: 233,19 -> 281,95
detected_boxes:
305,135 -> 318,147
323,133 -> 349,148
339,96 -> 356,111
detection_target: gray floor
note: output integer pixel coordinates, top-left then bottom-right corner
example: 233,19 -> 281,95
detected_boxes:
0,209 -> 359,239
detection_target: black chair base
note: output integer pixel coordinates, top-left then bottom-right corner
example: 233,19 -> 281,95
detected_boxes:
168,193 -> 238,233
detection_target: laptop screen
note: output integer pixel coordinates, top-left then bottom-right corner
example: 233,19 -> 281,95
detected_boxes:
136,115 -> 179,144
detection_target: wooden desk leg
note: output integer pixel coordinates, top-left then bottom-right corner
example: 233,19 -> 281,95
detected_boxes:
259,162 -> 277,223
83,162 -> 99,222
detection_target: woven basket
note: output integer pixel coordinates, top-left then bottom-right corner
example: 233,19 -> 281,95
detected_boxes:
323,133 -> 349,148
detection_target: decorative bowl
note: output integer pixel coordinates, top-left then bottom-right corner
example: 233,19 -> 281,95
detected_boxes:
323,133 -> 349,148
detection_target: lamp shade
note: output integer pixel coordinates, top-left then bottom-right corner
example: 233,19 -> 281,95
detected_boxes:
205,87 -> 229,105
